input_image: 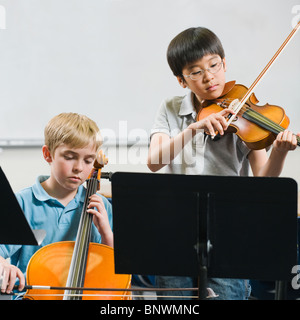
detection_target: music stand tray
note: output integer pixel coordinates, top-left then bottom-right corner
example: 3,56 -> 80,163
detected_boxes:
111,172 -> 297,292
0,167 -> 46,245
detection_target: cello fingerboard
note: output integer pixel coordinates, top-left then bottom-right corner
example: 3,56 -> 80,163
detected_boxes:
63,173 -> 99,300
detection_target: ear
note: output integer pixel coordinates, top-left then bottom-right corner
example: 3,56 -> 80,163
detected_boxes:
222,58 -> 227,72
42,145 -> 53,163
176,76 -> 188,89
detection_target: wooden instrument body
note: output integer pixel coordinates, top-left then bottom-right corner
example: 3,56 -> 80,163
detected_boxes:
198,84 -> 290,150
24,241 -> 131,300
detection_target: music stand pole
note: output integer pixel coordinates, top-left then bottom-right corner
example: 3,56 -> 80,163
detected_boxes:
196,192 -> 213,300
275,281 -> 287,300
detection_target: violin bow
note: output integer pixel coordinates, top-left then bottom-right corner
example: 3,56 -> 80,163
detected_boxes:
226,20 -> 300,126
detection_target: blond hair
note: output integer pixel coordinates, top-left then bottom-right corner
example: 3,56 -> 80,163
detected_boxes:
44,113 -> 102,155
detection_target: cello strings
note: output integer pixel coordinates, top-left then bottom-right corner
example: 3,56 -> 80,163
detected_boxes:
65,187 -> 89,298
76,176 -> 98,292
64,173 -> 99,300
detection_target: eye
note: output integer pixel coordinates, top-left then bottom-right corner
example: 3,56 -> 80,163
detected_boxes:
64,155 -> 74,160
210,61 -> 222,71
84,158 -> 94,165
191,70 -> 202,76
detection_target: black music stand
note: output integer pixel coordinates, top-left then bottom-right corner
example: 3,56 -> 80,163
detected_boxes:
0,167 -> 46,245
111,172 -> 298,300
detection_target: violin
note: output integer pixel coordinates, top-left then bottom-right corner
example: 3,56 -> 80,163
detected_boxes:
197,21 -> 300,150
23,150 -> 131,300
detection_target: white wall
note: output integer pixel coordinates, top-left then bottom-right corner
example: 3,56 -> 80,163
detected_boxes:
0,0 -> 299,145
0,145 -> 299,197
0,0 -> 299,199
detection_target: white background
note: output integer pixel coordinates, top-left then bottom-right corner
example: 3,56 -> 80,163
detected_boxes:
0,0 -> 299,144
0,0 -> 299,195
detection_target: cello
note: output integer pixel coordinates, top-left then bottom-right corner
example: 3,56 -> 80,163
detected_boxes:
197,20 -> 300,149
23,150 -> 131,300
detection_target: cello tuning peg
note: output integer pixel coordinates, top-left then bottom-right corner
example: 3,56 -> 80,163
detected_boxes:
94,150 -> 108,169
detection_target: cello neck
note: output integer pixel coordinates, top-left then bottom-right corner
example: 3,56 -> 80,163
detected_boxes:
63,169 -> 101,300
63,150 -> 108,300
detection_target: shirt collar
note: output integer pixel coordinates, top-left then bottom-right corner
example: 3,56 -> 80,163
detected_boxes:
178,90 -> 197,120
32,175 -> 85,204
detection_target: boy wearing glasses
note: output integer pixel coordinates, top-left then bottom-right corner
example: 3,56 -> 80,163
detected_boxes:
147,27 -> 299,299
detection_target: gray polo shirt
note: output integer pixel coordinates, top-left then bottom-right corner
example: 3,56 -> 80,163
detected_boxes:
151,90 -> 250,176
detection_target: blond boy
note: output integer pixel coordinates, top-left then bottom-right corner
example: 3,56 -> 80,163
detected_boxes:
0,113 -> 113,294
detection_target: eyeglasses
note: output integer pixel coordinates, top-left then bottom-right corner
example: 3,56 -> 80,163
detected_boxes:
182,61 -> 223,81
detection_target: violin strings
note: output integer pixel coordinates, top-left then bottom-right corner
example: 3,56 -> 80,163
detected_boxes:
216,99 -> 300,144
242,107 -> 285,134
217,100 -> 286,134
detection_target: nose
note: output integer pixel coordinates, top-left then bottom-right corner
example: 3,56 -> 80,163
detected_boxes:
203,70 -> 214,82
73,160 -> 83,173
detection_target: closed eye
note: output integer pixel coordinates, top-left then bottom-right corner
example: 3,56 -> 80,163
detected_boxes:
64,155 -> 74,160
84,159 -> 94,165
191,70 -> 202,76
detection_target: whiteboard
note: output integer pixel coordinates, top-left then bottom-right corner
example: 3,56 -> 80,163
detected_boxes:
0,0 -> 299,146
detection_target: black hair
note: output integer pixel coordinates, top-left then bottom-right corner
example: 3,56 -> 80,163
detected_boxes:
167,27 -> 225,77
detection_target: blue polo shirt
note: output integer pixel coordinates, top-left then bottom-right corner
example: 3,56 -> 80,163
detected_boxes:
0,176 -> 113,277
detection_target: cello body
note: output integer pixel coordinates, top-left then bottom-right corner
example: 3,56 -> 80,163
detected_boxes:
24,241 -> 131,300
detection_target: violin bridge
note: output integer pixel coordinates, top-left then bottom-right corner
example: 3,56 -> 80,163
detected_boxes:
226,99 -> 241,124
228,98 -> 240,112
